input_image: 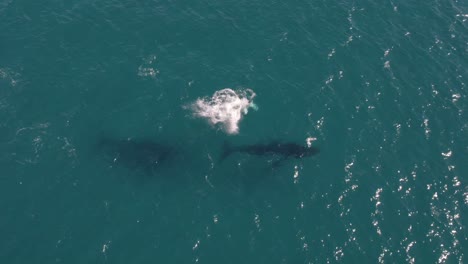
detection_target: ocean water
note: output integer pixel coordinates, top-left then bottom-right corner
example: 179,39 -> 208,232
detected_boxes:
1,0 -> 467,263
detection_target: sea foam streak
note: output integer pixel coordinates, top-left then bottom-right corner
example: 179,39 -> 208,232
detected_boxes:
190,88 -> 256,134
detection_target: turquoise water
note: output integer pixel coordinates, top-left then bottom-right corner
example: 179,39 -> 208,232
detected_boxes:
1,0 -> 467,263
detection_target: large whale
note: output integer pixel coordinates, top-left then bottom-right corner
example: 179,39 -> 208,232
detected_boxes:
97,137 -> 176,173
220,140 -> 319,163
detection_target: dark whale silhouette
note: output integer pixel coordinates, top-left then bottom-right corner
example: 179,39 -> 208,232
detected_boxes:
97,137 -> 176,173
220,141 -> 319,163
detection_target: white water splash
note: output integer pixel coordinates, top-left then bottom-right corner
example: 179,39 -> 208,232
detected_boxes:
189,88 -> 256,134
306,137 -> 317,148
293,165 -> 300,184
0,67 -> 20,86
137,54 -> 159,78
102,240 -> 111,254
441,150 -> 452,158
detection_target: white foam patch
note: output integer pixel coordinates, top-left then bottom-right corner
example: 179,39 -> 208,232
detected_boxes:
137,55 -> 159,78
190,88 -> 256,134
306,137 -> 317,148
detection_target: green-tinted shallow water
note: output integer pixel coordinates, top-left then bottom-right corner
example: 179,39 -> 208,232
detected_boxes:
1,0 -> 467,263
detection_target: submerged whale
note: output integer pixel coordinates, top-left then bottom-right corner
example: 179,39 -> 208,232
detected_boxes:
97,137 -> 176,173
220,140 -> 319,162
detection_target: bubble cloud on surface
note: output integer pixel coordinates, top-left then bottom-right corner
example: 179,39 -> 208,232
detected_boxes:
189,88 -> 256,134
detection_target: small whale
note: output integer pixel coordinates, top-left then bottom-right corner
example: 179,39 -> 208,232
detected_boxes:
97,137 -> 176,173
220,140 -> 319,163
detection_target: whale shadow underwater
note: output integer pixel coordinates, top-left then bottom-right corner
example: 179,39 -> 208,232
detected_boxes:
97,137 -> 177,175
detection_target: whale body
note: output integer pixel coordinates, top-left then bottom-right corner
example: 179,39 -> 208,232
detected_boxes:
221,141 -> 319,162
97,137 -> 175,173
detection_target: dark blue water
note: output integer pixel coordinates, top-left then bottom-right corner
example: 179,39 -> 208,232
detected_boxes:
1,0 -> 467,263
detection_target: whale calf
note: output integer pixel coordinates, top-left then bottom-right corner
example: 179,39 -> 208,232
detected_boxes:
97,137 -> 176,173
